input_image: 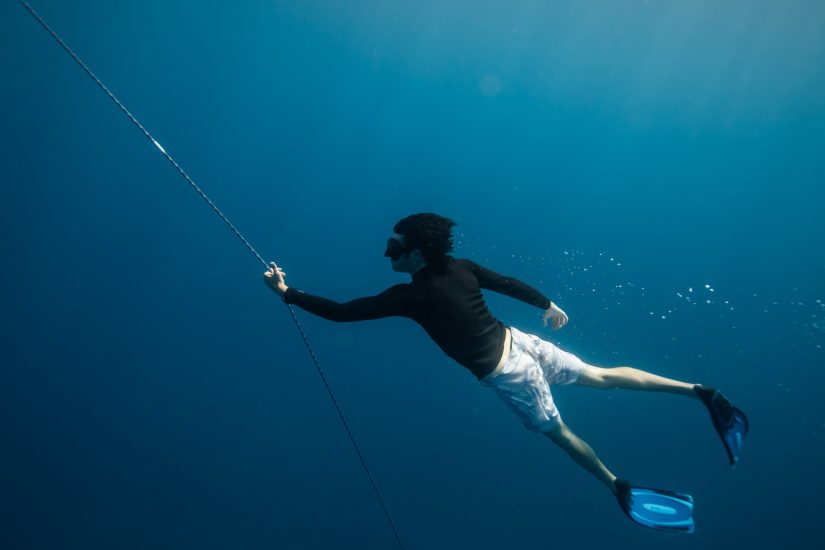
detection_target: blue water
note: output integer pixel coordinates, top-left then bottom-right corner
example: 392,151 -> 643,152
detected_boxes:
3,1 -> 824,548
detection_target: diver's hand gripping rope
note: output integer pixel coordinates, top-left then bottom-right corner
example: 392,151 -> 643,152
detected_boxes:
18,2 -> 405,548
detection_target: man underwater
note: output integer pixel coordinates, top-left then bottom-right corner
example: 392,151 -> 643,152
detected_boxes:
263,213 -> 748,532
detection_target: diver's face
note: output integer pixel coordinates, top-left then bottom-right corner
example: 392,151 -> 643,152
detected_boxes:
385,233 -> 408,271
385,233 -> 405,258
385,233 -> 422,273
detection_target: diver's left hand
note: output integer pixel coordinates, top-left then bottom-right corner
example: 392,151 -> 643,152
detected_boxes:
264,261 -> 289,296
543,302 -> 569,331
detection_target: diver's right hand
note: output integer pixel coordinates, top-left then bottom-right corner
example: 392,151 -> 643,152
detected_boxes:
264,261 -> 289,296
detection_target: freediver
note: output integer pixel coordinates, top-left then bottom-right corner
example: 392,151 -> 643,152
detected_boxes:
263,213 -> 748,532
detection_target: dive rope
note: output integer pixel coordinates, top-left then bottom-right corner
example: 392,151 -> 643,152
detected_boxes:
18,2 -> 405,548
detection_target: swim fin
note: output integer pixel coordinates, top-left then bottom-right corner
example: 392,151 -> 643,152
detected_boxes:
615,479 -> 695,533
695,385 -> 749,466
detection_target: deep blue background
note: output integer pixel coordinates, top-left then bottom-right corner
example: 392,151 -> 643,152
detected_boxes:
2,1 -> 824,548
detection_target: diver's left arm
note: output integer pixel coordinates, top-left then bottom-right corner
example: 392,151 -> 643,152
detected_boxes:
463,259 -> 569,330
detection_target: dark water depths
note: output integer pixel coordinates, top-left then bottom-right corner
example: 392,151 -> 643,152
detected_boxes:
2,1 -> 824,548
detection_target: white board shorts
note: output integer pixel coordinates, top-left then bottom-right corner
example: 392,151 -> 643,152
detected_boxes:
480,326 -> 586,432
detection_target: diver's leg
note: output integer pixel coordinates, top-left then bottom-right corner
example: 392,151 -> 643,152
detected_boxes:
576,364 -> 700,400
543,420 -> 619,494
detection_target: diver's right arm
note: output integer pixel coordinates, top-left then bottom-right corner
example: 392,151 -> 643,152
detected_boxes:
264,261 -> 407,322
281,286 -> 406,322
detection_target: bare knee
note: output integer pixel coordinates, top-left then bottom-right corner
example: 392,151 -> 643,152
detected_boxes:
578,365 -> 617,389
602,366 -> 634,389
542,420 -> 572,445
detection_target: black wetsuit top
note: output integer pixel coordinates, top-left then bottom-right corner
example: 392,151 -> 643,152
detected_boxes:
282,257 -> 553,379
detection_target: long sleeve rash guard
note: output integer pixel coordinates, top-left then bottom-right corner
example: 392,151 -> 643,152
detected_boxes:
282,257 -> 553,379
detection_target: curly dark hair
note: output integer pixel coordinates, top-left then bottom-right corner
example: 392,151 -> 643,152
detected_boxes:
393,213 -> 457,270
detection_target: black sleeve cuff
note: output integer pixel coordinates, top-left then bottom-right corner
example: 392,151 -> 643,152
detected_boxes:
282,287 -> 298,304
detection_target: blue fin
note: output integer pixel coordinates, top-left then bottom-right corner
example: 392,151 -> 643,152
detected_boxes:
616,479 -> 695,533
695,385 -> 749,465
